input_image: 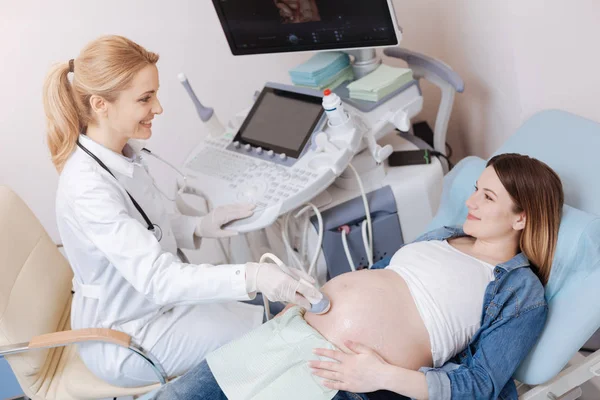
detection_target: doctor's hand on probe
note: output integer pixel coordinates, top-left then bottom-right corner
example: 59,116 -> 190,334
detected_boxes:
245,262 -> 323,309
194,203 -> 255,238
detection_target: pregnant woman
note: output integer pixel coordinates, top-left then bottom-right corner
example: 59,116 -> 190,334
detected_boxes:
152,153 -> 563,400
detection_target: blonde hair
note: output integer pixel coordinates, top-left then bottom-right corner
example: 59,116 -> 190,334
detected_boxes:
42,35 -> 159,172
487,153 -> 564,285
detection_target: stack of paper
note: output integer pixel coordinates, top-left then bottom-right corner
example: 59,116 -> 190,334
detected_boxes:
346,64 -> 414,102
289,52 -> 354,90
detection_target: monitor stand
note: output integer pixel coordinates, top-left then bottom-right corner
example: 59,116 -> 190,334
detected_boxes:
344,48 -> 381,79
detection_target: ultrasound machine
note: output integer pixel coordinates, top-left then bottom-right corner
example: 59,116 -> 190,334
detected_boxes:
176,0 -> 464,283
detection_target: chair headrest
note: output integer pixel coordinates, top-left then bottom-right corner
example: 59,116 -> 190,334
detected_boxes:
493,109 -> 600,216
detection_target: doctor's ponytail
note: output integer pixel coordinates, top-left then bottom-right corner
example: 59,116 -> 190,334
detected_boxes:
43,61 -> 80,172
42,35 -> 159,172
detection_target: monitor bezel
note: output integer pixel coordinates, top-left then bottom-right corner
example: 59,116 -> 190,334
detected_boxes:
211,0 -> 402,56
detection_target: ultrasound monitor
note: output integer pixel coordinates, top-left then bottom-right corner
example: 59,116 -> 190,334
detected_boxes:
211,0 -> 401,56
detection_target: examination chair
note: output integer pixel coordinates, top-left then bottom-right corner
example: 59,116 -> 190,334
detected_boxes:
0,186 -> 166,399
427,109 -> 600,399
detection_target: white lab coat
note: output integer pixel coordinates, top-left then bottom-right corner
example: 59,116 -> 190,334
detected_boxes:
55,134 -> 263,387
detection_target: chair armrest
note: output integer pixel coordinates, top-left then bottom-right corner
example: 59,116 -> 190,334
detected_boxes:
28,328 -> 131,350
0,328 -> 168,385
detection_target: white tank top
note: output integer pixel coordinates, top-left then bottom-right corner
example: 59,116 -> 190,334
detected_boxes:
386,240 -> 495,367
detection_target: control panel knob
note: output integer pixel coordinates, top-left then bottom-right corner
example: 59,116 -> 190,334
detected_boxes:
267,150 -> 275,158
233,141 -> 241,149
244,144 -> 252,151
279,153 -> 287,161
255,147 -> 263,155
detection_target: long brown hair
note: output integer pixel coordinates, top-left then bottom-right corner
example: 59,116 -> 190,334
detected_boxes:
42,35 -> 159,172
487,153 -> 564,285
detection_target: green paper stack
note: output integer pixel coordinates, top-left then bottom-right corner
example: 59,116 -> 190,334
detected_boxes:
347,64 -> 414,102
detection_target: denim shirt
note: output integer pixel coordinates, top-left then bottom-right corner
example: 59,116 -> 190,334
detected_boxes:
373,226 -> 548,400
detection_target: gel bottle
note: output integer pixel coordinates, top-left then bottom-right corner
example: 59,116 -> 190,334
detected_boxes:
322,89 -> 349,126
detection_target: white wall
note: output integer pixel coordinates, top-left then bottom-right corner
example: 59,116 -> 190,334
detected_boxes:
2,0 -> 600,243
396,0 -> 600,159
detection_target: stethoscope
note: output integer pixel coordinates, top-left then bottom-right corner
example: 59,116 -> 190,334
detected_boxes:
77,140 -> 163,241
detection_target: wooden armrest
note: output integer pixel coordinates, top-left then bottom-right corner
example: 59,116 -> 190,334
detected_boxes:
29,328 -> 131,350
3,328 -> 168,384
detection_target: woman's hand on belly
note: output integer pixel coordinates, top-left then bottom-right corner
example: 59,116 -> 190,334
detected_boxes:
309,340 -> 391,393
310,340 -> 430,399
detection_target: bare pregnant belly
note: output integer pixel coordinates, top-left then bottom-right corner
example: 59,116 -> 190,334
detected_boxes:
304,269 -> 433,370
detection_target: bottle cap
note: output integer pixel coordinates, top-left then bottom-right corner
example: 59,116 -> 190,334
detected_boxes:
323,89 -> 331,96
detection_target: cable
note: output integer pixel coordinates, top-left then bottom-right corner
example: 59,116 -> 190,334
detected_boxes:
361,220 -> 373,266
339,221 -> 372,272
339,226 -> 356,271
333,162 -> 376,272
280,120 -> 374,277
140,147 -> 328,270
141,148 -> 185,178
258,252 -> 328,322
445,142 -> 453,159
347,163 -> 373,267
281,203 -> 324,280
144,148 -> 234,263
295,204 -> 323,278
431,150 -> 454,170
337,162 -> 375,272
394,126 -> 455,170
140,148 -> 238,263
300,217 -> 310,271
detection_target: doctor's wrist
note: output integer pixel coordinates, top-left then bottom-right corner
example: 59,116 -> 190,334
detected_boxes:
244,262 -> 260,295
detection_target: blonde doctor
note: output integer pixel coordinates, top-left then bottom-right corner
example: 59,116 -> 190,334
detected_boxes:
43,35 -> 322,387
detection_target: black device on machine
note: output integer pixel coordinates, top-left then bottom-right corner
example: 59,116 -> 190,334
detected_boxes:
387,149 -> 432,166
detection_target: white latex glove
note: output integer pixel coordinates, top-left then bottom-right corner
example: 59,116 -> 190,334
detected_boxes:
194,203 -> 255,238
245,262 -> 323,309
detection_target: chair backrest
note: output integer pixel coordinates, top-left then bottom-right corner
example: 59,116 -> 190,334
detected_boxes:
425,110 -> 600,384
0,186 -> 74,397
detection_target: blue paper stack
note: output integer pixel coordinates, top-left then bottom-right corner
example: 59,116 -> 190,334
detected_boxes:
289,52 -> 354,90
